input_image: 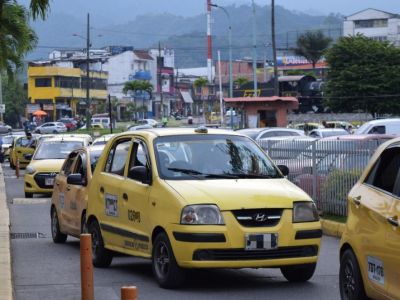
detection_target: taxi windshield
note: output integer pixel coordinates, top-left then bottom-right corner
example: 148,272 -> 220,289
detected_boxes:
34,141 -> 83,160
154,134 -> 282,180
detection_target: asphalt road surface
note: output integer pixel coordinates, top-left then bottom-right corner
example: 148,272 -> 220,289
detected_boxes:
4,163 -> 341,300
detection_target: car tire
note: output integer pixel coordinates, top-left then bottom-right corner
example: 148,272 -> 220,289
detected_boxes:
88,220 -> 113,268
51,207 -> 67,243
152,232 -> 185,289
35,130 -> 41,134
25,192 -> 33,198
10,160 -> 15,169
81,212 -> 87,234
280,263 -> 316,282
339,249 -> 367,300
53,130 -> 58,134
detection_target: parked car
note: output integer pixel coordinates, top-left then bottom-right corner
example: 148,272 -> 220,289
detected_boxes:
35,122 -> 67,134
339,137 -> 400,300
355,118 -> 400,135
308,128 -> 350,138
91,116 -> 112,129
58,118 -> 77,131
9,135 -> 38,169
237,127 -> 305,141
24,136 -> 91,198
293,123 -> 323,133
50,147 -> 102,241
136,118 -> 159,127
1,135 -> 16,160
0,122 -> 12,134
325,121 -> 353,131
85,127 -> 321,288
127,124 -> 153,131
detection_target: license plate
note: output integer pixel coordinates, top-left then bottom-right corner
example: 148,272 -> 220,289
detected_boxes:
45,178 -> 54,186
245,233 -> 278,251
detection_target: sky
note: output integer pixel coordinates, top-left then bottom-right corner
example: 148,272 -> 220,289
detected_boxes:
19,0 -> 398,24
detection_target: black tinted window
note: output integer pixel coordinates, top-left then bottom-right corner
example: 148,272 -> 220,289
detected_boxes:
365,147 -> 400,194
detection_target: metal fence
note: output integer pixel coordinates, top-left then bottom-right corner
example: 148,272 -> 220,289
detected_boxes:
258,139 -> 386,216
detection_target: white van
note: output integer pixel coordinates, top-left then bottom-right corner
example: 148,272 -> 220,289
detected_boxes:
91,117 -> 111,129
355,118 -> 400,135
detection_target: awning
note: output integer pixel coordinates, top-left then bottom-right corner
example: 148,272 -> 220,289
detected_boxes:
180,91 -> 194,104
224,96 -> 298,103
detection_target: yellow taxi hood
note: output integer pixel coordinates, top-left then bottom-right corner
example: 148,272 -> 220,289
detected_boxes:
165,179 -> 311,210
29,159 -> 65,173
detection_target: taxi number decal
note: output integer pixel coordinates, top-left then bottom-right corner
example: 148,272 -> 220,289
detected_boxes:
59,193 -> 65,209
105,193 -> 118,217
128,210 -> 140,223
124,240 -> 148,250
367,256 -> 384,285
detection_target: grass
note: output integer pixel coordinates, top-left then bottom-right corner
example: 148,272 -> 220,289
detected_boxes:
321,214 -> 347,223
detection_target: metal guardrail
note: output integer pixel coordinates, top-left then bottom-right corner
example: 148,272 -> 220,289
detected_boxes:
259,139 -> 385,216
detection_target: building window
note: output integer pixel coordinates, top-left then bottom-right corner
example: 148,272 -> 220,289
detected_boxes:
35,78 -> 52,87
208,85 -> 215,95
54,76 -> 80,88
354,19 -> 388,28
371,36 -> 388,42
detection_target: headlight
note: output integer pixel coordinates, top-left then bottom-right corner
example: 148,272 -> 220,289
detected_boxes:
293,201 -> 319,223
25,165 -> 36,175
181,205 -> 225,225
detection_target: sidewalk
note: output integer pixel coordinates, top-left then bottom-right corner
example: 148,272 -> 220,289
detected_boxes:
0,164 -> 13,299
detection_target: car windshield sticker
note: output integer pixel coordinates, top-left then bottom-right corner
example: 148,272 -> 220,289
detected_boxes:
105,193 -> 118,217
59,193 -> 65,209
367,256 -> 384,285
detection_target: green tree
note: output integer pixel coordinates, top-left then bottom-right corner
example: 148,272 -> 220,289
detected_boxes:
295,30 -> 332,69
193,77 -> 208,89
324,34 -> 400,115
1,74 -> 27,127
234,76 -> 249,88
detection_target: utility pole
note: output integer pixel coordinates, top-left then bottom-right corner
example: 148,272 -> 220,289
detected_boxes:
0,74 -> 3,122
251,0 -> 258,96
85,13 -> 91,129
271,0 -> 279,96
217,51 -> 224,127
108,94 -> 113,134
158,42 -> 164,118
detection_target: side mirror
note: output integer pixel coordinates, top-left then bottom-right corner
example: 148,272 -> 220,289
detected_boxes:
24,153 -> 33,160
128,166 -> 150,184
277,165 -> 289,176
67,173 -> 83,185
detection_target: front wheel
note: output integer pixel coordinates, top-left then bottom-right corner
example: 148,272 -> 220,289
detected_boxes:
53,130 -> 58,134
339,249 -> 367,300
280,263 -> 316,282
88,220 -> 113,268
51,207 -> 67,243
152,232 -> 185,289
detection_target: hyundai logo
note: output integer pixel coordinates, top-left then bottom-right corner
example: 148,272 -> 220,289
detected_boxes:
253,213 -> 268,222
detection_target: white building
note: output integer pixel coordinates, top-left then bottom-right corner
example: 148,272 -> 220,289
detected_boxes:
343,8 -> 400,46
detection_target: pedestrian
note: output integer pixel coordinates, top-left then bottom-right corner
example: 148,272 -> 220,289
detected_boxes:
322,120 -> 327,128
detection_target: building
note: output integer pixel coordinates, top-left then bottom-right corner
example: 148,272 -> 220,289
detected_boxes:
343,8 -> 400,46
28,60 -> 108,122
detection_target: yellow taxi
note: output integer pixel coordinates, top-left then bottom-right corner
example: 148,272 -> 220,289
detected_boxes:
339,137 -> 400,300
9,135 -> 38,169
50,147 -> 104,243
24,136 -> 91,198
86,127 -> 322,288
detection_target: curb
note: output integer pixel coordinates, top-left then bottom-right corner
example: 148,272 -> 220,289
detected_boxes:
0,164 -> 13,299
321,219 -> 346,238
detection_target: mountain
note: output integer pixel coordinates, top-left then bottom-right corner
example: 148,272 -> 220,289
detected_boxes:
27,4 -> 342,67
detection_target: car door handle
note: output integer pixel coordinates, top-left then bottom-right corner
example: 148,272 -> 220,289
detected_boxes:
56,182 -> 60,186
123,193 -> 128,201
387,216 -> 399,227
100,187 -> 104,194
351,195 -> 361,206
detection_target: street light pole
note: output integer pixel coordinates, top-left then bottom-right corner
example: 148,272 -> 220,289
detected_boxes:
210,3 -> 233,98
85,13 -> 91,130
251,0 -> 258,96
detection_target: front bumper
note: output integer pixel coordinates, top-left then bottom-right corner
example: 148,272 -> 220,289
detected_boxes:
168,210 -> 321,268
24,172 -> 57,194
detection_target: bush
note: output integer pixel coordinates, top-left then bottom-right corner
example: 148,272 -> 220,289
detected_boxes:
321,169 -> 362,216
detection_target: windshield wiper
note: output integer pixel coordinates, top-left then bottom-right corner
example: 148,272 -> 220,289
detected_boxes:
226,173 -> 282,179
167,168 -> 239,179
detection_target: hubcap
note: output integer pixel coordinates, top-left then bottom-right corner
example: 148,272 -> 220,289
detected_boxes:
342,260 -> 356,300
91,228 -> 99,257
155,241 -> 170,278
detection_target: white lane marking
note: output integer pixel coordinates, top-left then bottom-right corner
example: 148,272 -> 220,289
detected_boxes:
12,198 -> 51,205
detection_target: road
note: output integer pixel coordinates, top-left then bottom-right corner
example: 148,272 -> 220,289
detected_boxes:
4,163 -> 341,300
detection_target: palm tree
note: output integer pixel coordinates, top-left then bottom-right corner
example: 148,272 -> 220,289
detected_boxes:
123,80 -> 153,119
234,77 -> 249,88
193,77 -> 208,90
295,30 -> 332,70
